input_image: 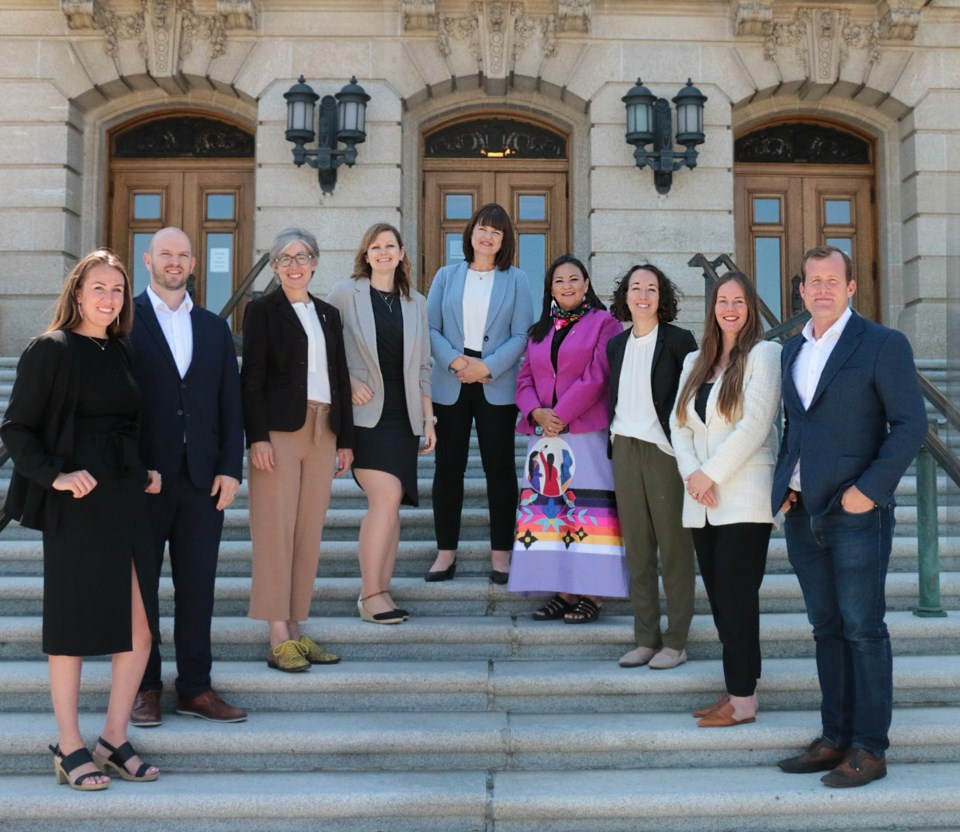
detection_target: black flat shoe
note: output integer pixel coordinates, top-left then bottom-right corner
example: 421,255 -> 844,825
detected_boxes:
532,594 -> 576,621
489,570 -> 509,585
424,558 -> 456,582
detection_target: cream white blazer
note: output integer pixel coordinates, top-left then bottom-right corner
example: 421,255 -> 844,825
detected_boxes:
670,339 -> 782,529
325,277 -> 432,435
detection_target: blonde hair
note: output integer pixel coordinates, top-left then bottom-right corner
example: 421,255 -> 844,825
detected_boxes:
351,223 -> 411,298
47,249 -> 133,338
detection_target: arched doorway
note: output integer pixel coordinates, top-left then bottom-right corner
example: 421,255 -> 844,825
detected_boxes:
734,120 -> 878,321
421,114 -> 570,307
106,112 -> 255,325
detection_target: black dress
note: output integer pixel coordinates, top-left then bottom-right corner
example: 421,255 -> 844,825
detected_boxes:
352,288 -> 420,506
41,334 -> 159,656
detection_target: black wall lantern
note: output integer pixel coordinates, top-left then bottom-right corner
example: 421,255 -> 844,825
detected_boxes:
284,75 -> 371,195
623,78 -> 707,195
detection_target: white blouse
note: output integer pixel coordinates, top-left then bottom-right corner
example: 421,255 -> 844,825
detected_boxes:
462,268 -> 496,352
291,301 -> 331,404
610,325 -> 673,456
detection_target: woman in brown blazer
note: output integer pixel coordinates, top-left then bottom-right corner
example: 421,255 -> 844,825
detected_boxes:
241,227 -> 355,672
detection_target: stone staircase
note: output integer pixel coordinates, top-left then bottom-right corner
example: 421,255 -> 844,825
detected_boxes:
1,354 -> 960,831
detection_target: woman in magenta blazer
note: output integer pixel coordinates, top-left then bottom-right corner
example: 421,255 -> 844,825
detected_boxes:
509,255 -> 627,623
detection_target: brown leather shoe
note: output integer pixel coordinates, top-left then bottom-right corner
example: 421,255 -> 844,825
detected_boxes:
821,748 -> 887,788
130,690 -> 163,728
777,737 -> 849,774
175,689 -> 247,723
692,694 -> 730,718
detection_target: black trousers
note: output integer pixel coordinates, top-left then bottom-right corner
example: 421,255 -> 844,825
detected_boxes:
140,453 -> 225,700
691,521 -> 772,697
432,382 -> 519,551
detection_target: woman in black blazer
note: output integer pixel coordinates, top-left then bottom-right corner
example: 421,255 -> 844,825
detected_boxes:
1,250 -> 160,789
606,264 -> 697,671
241,227 -> 355,672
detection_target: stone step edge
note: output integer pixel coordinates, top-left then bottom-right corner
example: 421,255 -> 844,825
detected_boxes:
2,766 -> 960,828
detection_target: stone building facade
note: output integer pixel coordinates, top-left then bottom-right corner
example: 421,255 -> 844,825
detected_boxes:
0,0 -> 957,362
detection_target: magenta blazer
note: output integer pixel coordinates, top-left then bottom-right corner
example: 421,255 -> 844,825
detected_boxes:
515,308 -> 623,435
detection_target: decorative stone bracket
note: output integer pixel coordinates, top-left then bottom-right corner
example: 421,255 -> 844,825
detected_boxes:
403,0 -> 590,75
60,0 -> 257,73
732,0 -> 922,42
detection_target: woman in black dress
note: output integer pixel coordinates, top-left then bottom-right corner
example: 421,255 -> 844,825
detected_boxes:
1,250 -> 161,790
327,223 -> 436,623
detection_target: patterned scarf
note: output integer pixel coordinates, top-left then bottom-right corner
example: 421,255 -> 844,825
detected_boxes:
552,299 -> 592,331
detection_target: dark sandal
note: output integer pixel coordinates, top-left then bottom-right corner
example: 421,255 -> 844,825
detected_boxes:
564,597 -> 601,624
532,594 -> 576,621
50,744 -> 109,791
92,736 -> 159,782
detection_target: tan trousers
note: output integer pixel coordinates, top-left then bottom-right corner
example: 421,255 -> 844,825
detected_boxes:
612,435 -> 695,650
248,403 -> 336,621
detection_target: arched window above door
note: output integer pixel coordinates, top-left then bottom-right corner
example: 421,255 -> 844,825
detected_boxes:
424,117 -> 566,159
735,122 -> 870,165
113,116 -> 254,158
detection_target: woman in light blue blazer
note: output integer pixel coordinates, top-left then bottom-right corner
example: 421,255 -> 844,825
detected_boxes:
327,223 -> 435,624
426,203 -> 533,583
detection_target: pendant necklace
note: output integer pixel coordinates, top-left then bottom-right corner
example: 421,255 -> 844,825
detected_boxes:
83,334 -> 107,351
375,289 -> 397,313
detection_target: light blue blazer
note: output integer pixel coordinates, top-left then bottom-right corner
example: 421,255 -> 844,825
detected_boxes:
427,261 -> 534,406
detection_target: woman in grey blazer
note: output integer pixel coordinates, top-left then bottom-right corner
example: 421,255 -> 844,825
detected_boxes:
425,203 -> 533,584
327,223 -> 435,623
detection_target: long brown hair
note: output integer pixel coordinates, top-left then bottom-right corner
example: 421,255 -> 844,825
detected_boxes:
351,222 -> 412,298
47,249 -> 133,338
674,271 -> 763,427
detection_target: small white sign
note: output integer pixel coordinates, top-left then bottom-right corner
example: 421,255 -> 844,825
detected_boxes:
209,248 -> 231,272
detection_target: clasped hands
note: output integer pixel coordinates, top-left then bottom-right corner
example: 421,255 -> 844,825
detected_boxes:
684,470 -> 717,508
449,355 -> 491,384
531,407 -> 565,438
53,468 -> 162,498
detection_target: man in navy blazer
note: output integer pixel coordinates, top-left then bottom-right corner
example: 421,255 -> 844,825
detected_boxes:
130,227 -> 246,725
772,245 -> 926,787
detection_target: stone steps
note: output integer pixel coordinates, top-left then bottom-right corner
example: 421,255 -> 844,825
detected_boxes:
3,571 -> 960,617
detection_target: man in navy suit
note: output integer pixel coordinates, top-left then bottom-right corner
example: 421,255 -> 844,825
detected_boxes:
773,245 -> 926,787
130,227 -> 247,725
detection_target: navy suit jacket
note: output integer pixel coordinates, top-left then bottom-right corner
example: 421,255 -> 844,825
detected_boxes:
131,291 -> 244,489
771,311 -> 926,517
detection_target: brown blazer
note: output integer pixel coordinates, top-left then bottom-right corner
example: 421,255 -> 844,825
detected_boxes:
240,287 -> 355,450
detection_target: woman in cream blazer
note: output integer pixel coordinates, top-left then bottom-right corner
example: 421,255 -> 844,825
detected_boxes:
670,272 -> 781,728
326,223 -> 435,624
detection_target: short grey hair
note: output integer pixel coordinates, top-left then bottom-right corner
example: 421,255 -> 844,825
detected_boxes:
269,227 -> 319,264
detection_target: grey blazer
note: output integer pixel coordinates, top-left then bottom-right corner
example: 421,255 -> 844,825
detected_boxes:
325,277 -> 432,435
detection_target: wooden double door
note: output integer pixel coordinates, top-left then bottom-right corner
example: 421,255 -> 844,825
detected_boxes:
422,165 -> 568,309
108,158 -> 254,325
735,167 -> 877,321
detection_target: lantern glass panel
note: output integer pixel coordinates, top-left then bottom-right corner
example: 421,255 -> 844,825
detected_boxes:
288,99 -> 312,132
339,100 -> 359,133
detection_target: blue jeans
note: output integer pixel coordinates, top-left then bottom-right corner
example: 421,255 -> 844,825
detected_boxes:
784,498 -> 894,756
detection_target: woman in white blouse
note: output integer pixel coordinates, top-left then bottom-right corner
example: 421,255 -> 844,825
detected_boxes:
425,203 -> 533,583
242,228 -> 355,672
670,271 -> 782,726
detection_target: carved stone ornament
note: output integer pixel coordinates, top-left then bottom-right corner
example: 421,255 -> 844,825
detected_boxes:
402,0 -> 437,31
734,122 -> 871,165
877,0 -> 921,41
424,117 -> 566,159
732,1 -> 773,37
59,0 -> 254,71
113,116 -> 255,158
763,7 -> 882,81
435,1 -> 580,74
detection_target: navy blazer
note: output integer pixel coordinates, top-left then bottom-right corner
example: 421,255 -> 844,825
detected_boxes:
240,287 -> 355,450
131,291 -> 244,489
771,311 -> 927,517
606,322 -> 697,444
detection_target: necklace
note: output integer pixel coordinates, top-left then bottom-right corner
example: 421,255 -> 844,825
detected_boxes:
82,334 -> 108,351
375,288 -> 397,312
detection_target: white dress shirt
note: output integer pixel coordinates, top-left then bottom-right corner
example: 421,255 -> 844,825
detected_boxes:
462,268 -> 495,352
789,305 -> 852,490
610,325 -> 673,456
291,301 -> 331,404
146,285 -> 193,379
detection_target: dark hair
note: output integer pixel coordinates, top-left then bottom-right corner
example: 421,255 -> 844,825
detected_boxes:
47,249 -> 134,339
801,244 -> 853,283
610,263 -> 681,323
528,254 -> 608,342
461,203 -> 515,271
674,271 -> 764,428
352,222 -> 412,298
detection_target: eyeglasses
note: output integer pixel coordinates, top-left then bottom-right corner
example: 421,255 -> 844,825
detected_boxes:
275,253 -> 315,267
